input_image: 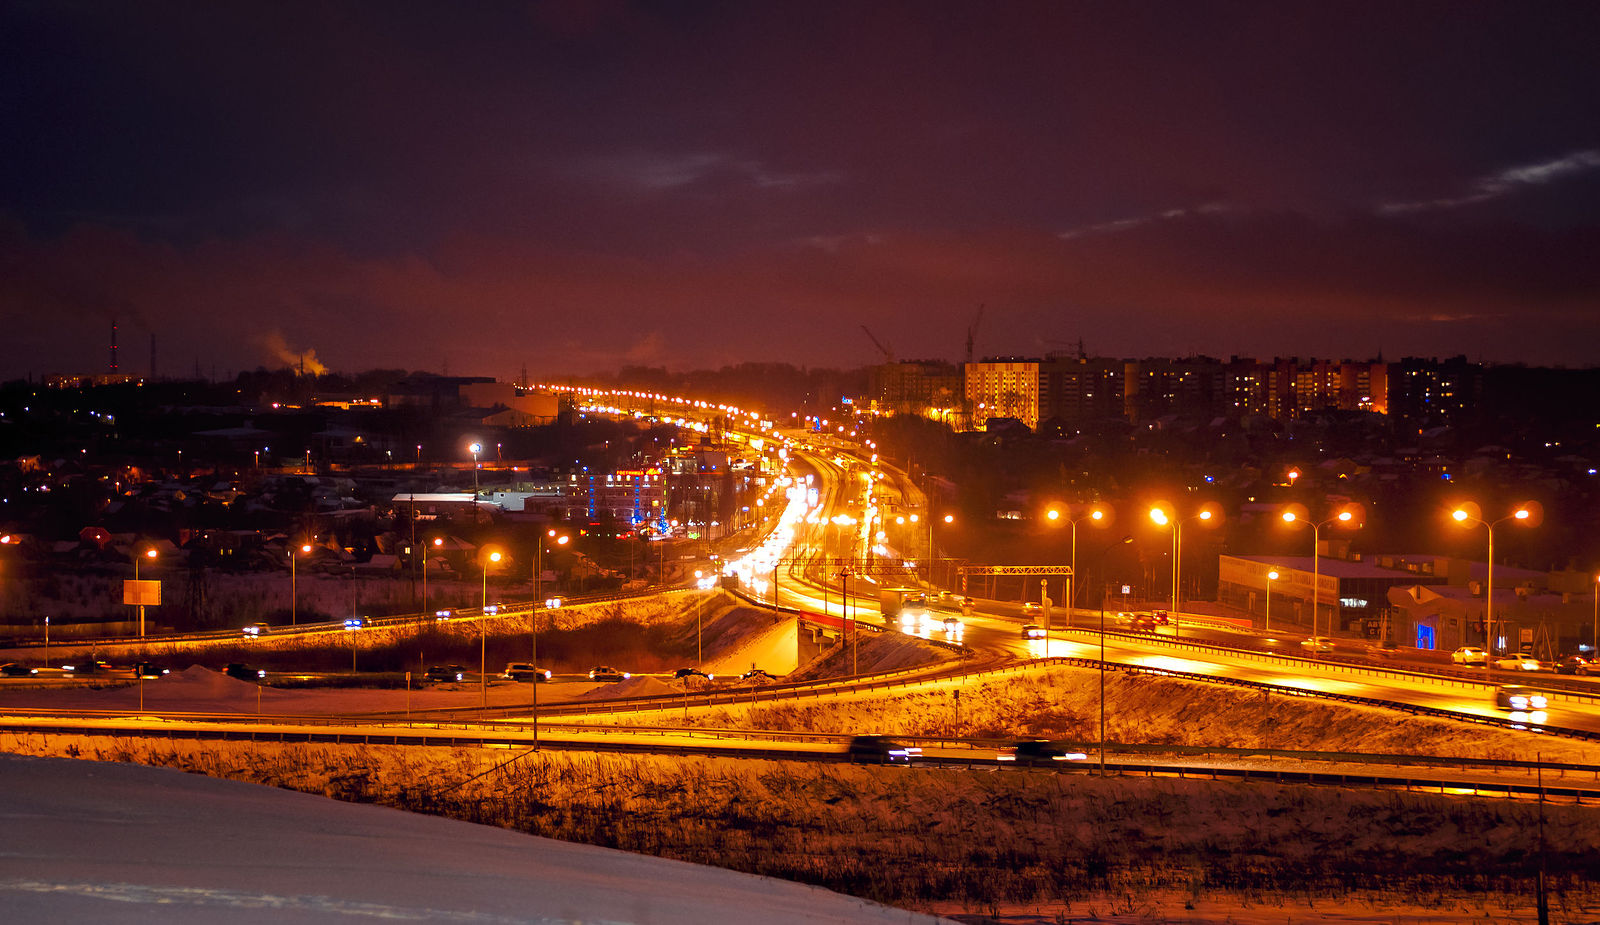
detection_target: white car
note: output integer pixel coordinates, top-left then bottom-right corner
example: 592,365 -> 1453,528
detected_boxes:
1494,685 -> 1548,711
1493,654 -> 1542,672
1451,646 -> 1488,666
1299,636 -> 1335,655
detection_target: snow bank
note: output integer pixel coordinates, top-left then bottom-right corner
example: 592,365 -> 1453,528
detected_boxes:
0,752 -> 953,924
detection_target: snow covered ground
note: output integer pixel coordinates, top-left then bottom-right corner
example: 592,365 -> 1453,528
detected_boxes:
0,751 -> 953,924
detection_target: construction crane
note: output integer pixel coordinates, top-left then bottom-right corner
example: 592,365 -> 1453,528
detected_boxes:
964,304 -> 985,364
861,325 -> 895,363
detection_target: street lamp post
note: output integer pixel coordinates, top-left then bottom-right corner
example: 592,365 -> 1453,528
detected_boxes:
838,567 -> 856,675
1450,503 -> 1536,656
1593,574 -> 1598,657
469,443 -> 482,495
532,531 -> 566,752
1265,569 -> 1279,633
421,536 -> 442,609
481,549 -> 502,708
133,547 -> 157,637
290,543 -> 311,626
1046,505 -> 1107,628
1149,506 -> 1215,633
1280,508 -> 1356,638
694,570 -> 704,665
1097,535 -> 1134,776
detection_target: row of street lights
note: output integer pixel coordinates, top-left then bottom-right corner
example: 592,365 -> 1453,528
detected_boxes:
1038,497 -> 1545,655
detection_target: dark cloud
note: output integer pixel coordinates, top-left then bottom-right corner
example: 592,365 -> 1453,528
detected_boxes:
1,0 -> 1597,378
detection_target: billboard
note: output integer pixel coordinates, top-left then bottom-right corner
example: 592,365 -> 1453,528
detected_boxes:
123,580 -> 161,606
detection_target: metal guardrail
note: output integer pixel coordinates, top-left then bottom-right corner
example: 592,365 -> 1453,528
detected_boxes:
1043,654 -> 1600,742
12,586 -> 699,653
2,711 -> 1595,802
1065,623 -> 1600,708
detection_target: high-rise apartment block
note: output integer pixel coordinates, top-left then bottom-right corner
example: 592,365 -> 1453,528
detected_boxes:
872,354 -> 1488,432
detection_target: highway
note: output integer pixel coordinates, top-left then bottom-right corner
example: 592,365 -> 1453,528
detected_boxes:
7,397 -> 1600,765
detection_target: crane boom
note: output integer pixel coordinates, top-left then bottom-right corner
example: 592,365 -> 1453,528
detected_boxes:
860,325 -> 895,363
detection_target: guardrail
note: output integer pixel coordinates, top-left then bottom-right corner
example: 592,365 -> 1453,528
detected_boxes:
2,710 -> 1595,802
1065,622 -> 1600,708
10,586 -> 702,653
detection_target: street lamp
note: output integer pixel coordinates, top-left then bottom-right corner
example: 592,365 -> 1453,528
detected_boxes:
1045,503 -> 1109,628
694,569 -> 705,665
469,442 -> 482,494
133,546 -> 157,637
532,531 -> 567,752
1280,506 -> 1361,638
290,542 -> 312,626
837,566 -> 856,675
1096,535 -> 1134,776
421,536 -> 443,609
1449,502 -> 1539,656
481,548 -> 502,708
1149,503 -> 1220,632
1265,569 -> 1279,633
921,512 -> 953,587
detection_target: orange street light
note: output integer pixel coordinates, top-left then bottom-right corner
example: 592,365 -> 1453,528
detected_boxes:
290,542 -> 312,626
1280,506 -> 1361,638
1149,503 -> 1219,629
1449,502 -> 1540,656
1265,569 -> 1279,633
481,548 -> 503,708
133,546 -> 158,637
1046,504 -> 1110,620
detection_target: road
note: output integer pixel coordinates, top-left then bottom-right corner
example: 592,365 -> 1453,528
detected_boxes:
6,401 -> 1600,756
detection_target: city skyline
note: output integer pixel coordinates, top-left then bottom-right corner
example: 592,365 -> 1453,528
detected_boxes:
3,2 -> 1598,380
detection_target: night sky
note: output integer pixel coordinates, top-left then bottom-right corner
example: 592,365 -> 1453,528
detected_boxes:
3,1 -> 1598,381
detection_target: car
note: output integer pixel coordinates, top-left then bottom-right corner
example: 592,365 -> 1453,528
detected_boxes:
1130,614 -> 1157,632
1452,646 -> 1488,666
502,662 -> 552,682
483,603 -> 502,615
1492,653 -> 1542,672
241,622 -> 269,637
224,663 -> 265,681
425,664 -> 467,682
1299,637 -> 1335,655
1555,655 -> 1594,676
741,668 -> 774,683
134,662 -> 169,679
1365,640 -> 1402,658
1022,602 -> 1043,615
998,739 -> 1089,765
63,659 -> 114,674
1494,685 -> 1549,711
845,735 -> 922,764
343,616 -> 369,630
1152,611 -> 1170,625
588,665 -> 631,681
673,667 -> 714,681
434,609 -> 454,622
1021,623 -> 1046,640
0,662 -> 37,677
941,616 -> 963,639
